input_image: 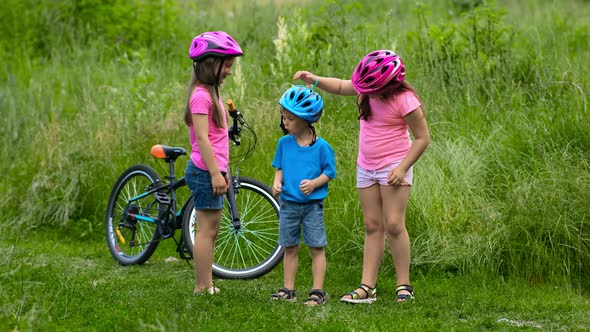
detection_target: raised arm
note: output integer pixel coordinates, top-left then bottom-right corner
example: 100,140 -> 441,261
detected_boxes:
293,71 -> 357,96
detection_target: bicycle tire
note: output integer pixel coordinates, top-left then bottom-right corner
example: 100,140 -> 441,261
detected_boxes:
105,164 -> 162,265
182,176 -> 283,279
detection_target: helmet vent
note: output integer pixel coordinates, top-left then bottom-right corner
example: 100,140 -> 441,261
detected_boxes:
278,85 -> 324,123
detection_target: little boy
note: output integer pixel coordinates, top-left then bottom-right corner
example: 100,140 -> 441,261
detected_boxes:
270,85 -> 336,306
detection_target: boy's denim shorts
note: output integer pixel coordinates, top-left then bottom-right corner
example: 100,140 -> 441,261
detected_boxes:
185,160 -> 225,210
279,199 -> 327,248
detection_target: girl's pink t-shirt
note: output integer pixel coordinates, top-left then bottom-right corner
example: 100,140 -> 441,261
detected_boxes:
189,86 -> 229,172
358,89 -> 421,170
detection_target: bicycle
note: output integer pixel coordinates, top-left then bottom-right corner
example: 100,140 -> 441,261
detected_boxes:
105,100 -> 284,279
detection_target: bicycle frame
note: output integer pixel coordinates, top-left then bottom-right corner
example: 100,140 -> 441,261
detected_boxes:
175,166 -> 243,231
122,161 -> 243,243
119,101 -> 249,246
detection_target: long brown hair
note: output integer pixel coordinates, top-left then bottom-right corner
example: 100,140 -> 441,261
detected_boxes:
183,57 -> 226,128
357,81 -> 423,121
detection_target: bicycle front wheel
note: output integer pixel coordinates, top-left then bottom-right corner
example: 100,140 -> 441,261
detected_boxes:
105,164 -> 162,265
182,176 -> 283,279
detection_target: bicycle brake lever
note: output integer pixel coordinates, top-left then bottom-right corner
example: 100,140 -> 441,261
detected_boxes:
227,99 -> 245,124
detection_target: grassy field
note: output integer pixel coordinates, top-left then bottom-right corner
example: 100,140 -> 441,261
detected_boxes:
2,230 -> 589,331
1,0 -> 589,330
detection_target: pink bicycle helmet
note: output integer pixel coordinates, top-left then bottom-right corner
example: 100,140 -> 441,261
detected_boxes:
188,31 -> 243,61
351,50 -> 406,94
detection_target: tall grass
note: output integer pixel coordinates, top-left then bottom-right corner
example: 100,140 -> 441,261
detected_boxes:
1,0 -> 589,286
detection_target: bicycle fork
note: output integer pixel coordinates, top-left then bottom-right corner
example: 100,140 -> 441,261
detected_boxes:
227,171 -> 241,232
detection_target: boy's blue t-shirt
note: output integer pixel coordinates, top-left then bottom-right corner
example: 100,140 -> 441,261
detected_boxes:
272,135 -> 336,203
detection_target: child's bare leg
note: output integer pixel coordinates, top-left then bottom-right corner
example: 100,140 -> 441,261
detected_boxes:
283,245 -> 299,290
359,185 -> 385,284
304,246 -> 327,306
193,209 -> 221,292
340,185 -> 383,302
309,246 -> 326,290
381,185 -> 412,299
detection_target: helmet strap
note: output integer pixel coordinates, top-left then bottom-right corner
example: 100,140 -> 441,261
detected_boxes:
214,58 -> 224,98
308,124 -> 317,146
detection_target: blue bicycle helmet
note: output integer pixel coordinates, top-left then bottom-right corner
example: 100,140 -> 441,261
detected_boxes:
278,85 -> 324,123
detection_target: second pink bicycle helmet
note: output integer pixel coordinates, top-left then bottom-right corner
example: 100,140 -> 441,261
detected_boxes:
188,31 -> 243,62
351,50 -> 406,94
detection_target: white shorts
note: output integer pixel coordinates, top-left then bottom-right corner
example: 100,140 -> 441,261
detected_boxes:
356,161 -> 413,188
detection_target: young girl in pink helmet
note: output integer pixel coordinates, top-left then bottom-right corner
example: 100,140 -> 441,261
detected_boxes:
293,50 -> 430,303
184,31 -> 243,295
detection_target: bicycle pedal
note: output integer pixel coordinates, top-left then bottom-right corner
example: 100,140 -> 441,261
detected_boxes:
177,245 -> 191,254
121,221 -> 136,229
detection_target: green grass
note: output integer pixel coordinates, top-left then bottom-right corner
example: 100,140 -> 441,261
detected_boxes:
2,230 -> 589,331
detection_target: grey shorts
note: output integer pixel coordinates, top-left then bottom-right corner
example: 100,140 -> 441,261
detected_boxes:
279,200 -> 327,248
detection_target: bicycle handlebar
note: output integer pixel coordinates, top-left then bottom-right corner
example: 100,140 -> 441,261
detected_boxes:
148,100 -> 255,167
227,99 -> 244,146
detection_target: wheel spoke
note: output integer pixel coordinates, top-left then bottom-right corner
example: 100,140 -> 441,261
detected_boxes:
182,177 -> 283,279
106,165 -> 161,265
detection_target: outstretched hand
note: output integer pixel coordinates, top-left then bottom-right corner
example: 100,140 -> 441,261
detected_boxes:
293,71 -> 317,86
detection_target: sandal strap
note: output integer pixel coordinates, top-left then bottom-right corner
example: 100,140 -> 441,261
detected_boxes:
395,284 -> 414,295
358,283 -> 376,296
272,287 -> 296,299
306,289 -> 327,304
309,289 -> 327,300
395,284 -> 415,301
344,283 -> 376,300
360,283 -> 374,293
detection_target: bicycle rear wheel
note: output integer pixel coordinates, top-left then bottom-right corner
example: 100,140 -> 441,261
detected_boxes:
182,176 -> 283,279
105,164 -> 162,265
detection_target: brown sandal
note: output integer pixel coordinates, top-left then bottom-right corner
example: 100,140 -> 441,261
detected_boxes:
304,289 -> 327,306
270,287 -> 297,302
